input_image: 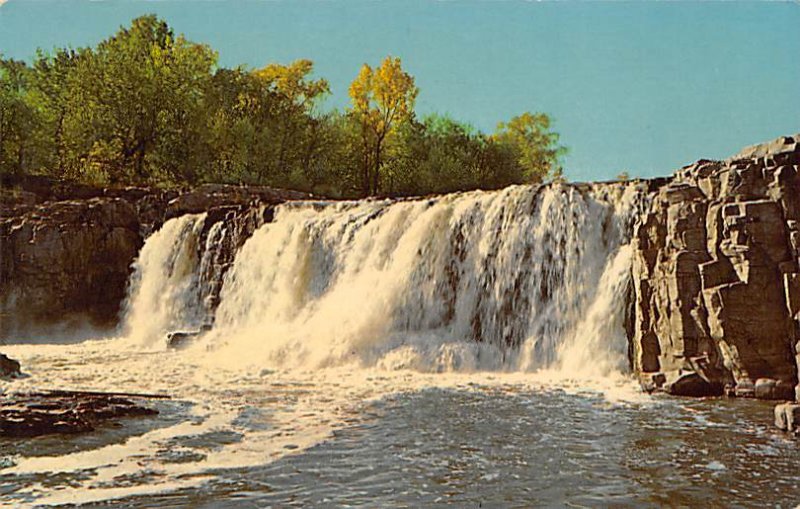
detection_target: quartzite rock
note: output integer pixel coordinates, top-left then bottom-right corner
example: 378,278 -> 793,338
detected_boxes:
631,134 -> 800,400
0,198 -> 143,337
774,402 -> 800,433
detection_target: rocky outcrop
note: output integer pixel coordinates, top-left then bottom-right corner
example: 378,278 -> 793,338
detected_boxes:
165,183 -> 309,220
187,203 -> 275,329
774,402 -> 800,434
0,179 -> 311,340
0,198 -> 144,336
0,390 -> 163,437
631,134 -> 800,400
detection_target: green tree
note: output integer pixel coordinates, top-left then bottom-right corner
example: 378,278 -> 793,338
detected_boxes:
253,59 -> 330,186
0,58 -> 42,176
493,112 -> 566,183
65,15 -> 217,185
2,15 -> 569,197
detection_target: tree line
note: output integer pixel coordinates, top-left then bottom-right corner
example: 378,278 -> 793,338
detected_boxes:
0,15 -> 566,198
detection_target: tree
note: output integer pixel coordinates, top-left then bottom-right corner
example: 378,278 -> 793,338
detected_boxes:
493,112 -> 566,183
0,58 -> 42,176
29,48 -> 82,176
2,16 -> 569,196
253,59 -> 330,184
65,15 -> 217,185
348,56 -> 418,196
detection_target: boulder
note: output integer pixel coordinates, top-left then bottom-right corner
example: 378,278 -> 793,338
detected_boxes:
774,402 -> 800,433
0,354 -> 20,378
664,371 -> 723,397
166,325 -> 212,350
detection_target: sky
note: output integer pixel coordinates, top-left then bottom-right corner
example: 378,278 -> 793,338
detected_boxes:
1,1 -> 798,181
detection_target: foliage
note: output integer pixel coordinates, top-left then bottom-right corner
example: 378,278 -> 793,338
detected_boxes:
0,15 -> 566,197
348,56 -> 418,196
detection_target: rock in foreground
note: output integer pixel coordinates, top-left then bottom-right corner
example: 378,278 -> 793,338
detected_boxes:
774,402 -> 800,434
0,390 -> 164,438
0,354 -> 20,378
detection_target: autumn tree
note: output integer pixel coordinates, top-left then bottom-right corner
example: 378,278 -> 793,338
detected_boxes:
2,16 -> 568,197
348,56 -> 418,197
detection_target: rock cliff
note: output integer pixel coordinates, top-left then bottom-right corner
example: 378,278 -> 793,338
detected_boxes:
0,178 -> 309,340
630,134 -> 800,400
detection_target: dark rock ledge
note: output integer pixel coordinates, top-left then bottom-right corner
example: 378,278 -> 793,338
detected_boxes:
0,390 -> 167,438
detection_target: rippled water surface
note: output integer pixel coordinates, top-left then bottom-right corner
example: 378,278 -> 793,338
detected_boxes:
2,345 -> 798,508
99,391 -> 799,509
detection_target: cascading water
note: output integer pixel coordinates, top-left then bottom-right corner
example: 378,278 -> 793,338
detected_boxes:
125,183 -> 646,377
121,213 -> 208,346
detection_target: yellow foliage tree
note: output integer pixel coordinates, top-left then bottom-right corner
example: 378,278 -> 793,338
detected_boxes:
348,56 -> 418,196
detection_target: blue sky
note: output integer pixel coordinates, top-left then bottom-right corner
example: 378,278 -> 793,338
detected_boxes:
1,0 -> 798,181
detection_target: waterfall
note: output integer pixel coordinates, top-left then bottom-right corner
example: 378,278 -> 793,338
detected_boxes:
121,213 -> 207,346
121,183 -> 644,375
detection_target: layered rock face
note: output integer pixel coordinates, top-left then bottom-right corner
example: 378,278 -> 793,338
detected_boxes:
4,136 -> 800,404
0,179 -> 308,340
631,135 -> 800,400
0,198 -> 144,336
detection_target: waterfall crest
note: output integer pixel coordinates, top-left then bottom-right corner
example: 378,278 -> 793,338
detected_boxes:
123,183 -> 645,375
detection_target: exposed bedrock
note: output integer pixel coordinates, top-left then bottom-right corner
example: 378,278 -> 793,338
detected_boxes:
631,134 -> 800,400
0,180 -> 308,340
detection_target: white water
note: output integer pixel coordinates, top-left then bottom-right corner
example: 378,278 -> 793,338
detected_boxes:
1,183 -> 650,507
122,213 -> 208,347
192,184 -> 642,376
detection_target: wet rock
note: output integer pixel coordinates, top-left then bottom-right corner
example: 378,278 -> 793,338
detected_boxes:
774,403 -> 800,433
166,325 -> 210,350
755,378 -> 796,401
0,390 -> 162,438
0,354 -> 20,378
664,371 -> 723,397
0,198 -> 143,337
631,133 -> 800,400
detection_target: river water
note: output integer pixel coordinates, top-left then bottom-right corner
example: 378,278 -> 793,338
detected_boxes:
2,185 -> 798,507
